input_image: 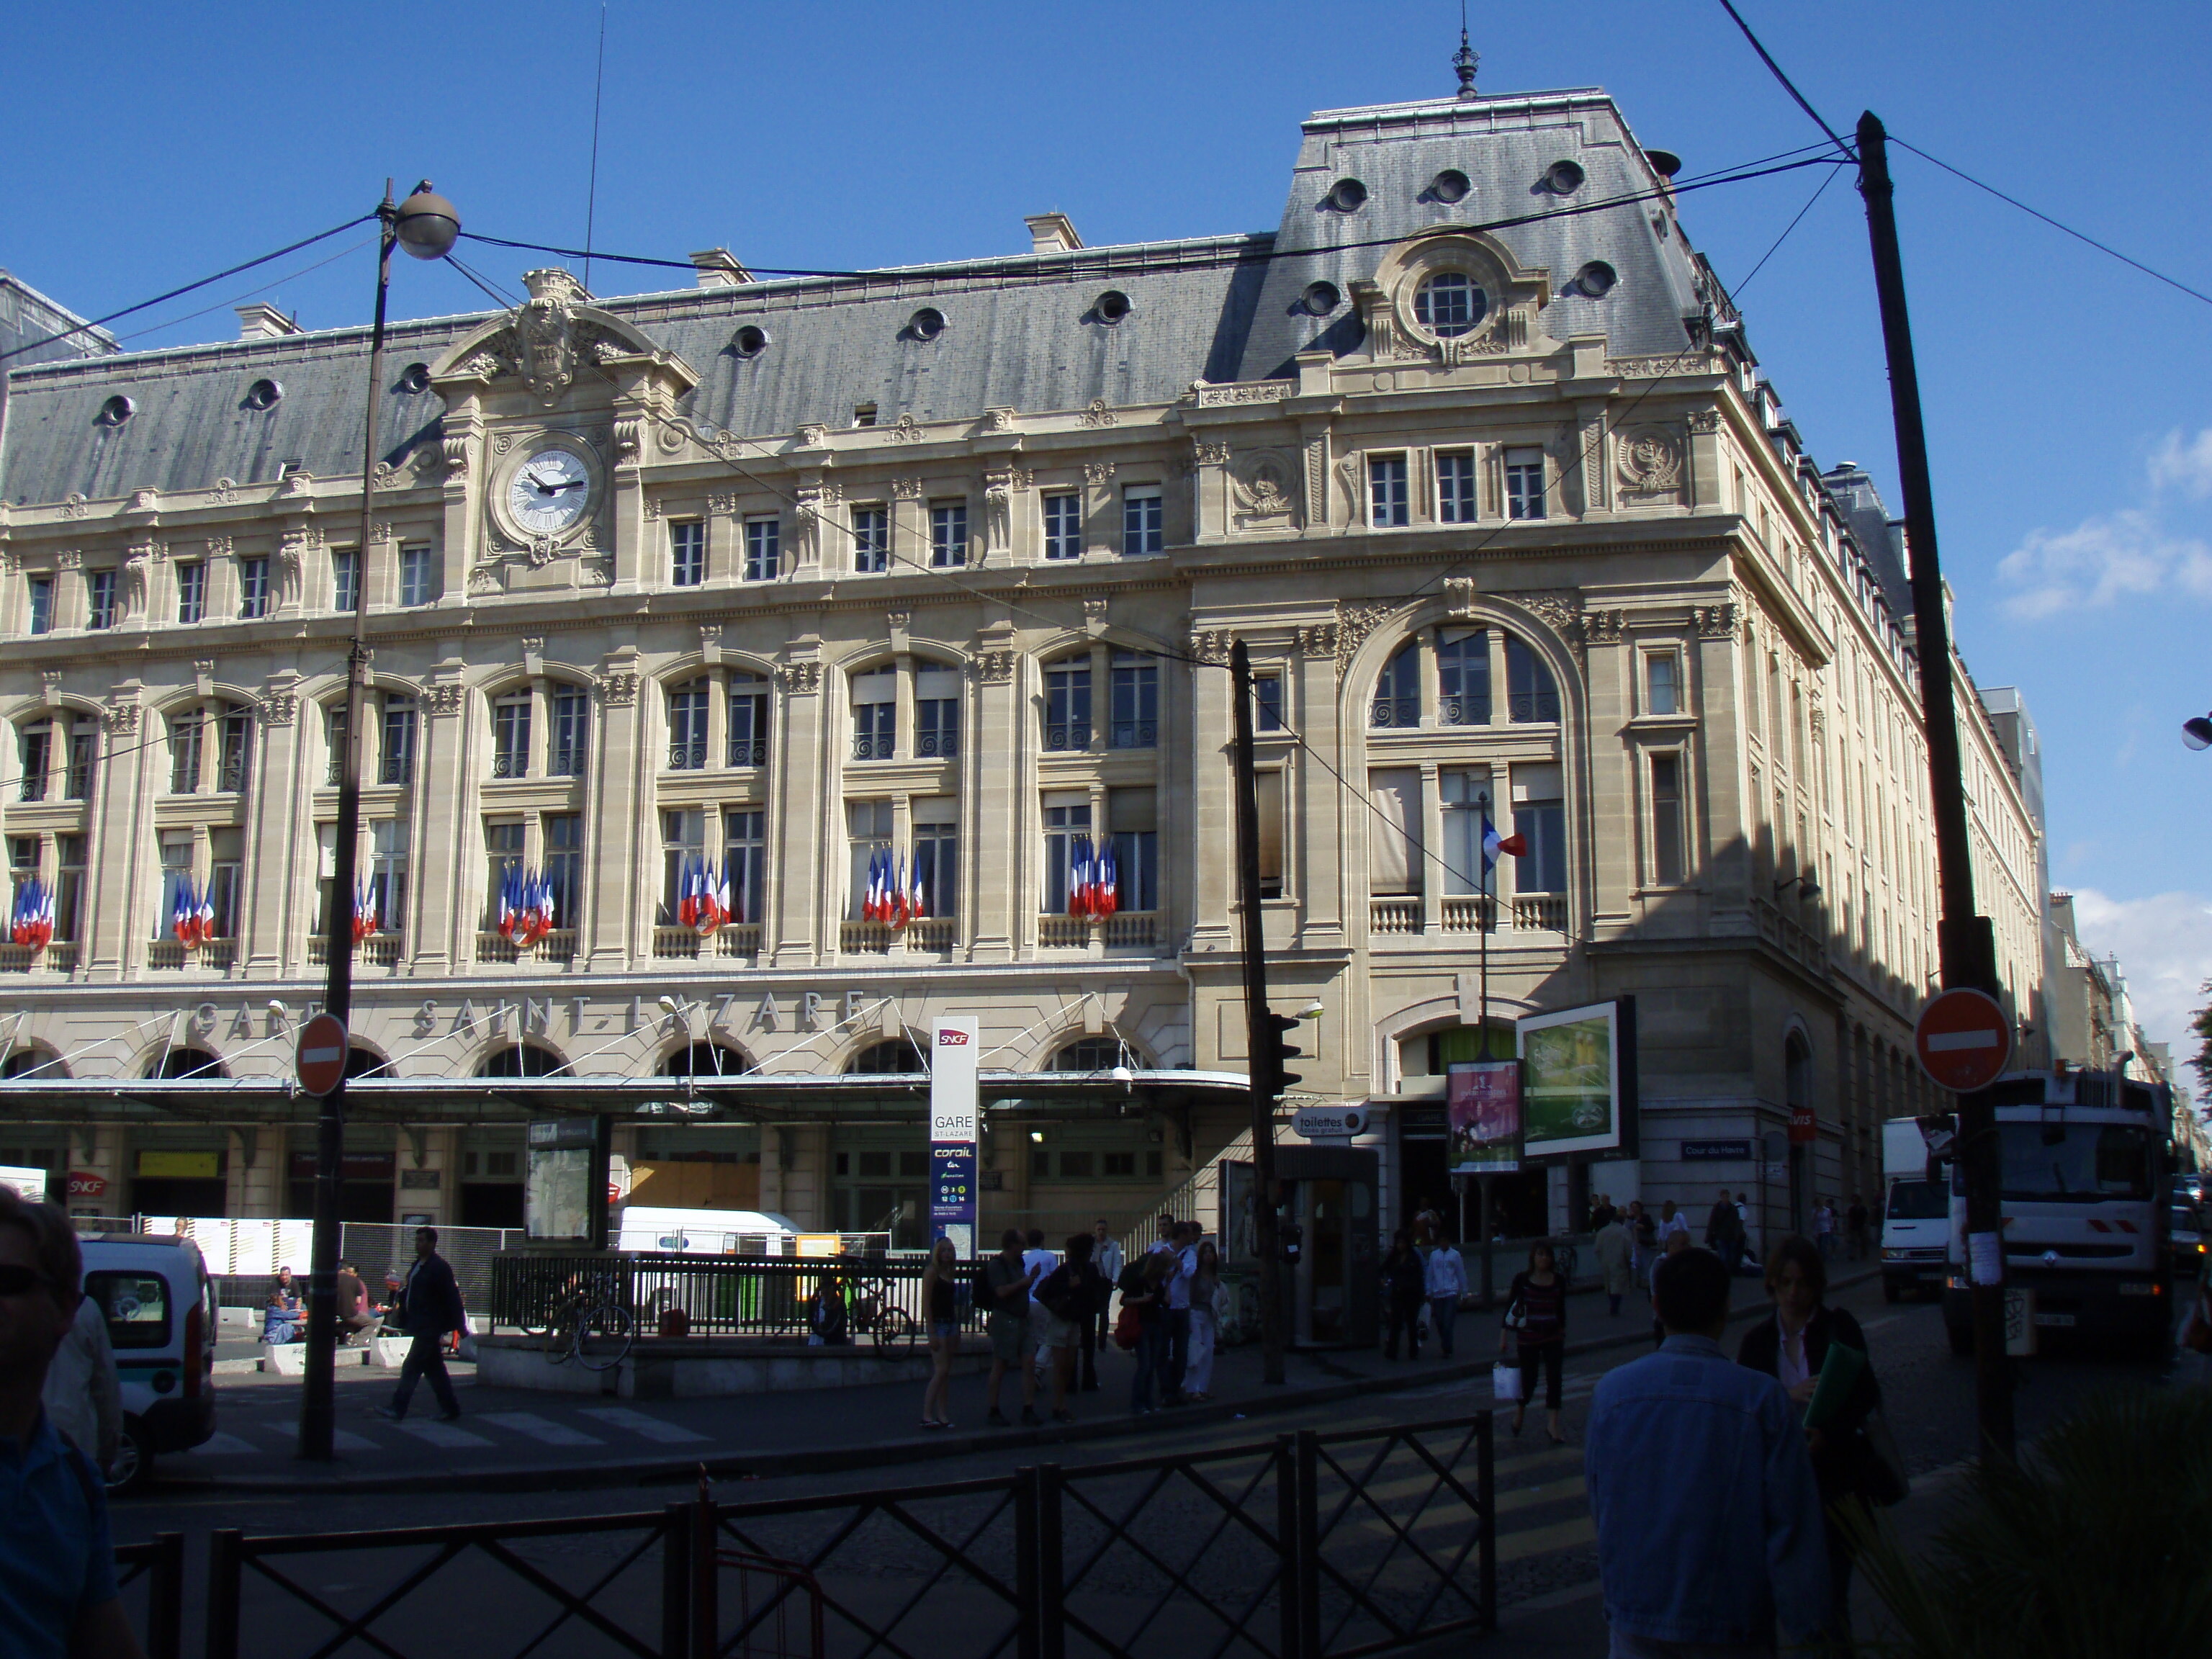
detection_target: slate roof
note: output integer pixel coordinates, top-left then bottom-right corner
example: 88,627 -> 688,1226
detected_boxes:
1,87 -> 1721,510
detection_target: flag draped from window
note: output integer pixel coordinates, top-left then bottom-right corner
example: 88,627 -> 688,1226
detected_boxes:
678,855 -> 726,938
9,878 -> 54,952
1066,835 -> 1120,919
352,878 -> 378,943
172,877 -> 208,949
496,865 -> 521,941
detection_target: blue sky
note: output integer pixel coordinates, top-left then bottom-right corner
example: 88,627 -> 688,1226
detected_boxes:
6,1 -> 2210,1053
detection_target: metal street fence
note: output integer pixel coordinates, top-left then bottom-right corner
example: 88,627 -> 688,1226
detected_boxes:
148,1414 -> 1494,1659
488,1251 -> 989,1344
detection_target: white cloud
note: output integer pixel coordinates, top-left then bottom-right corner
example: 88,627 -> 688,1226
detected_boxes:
2149,428 -> 2212,499
2065,888 -> 2212,1063
1995,510 -> 2212,619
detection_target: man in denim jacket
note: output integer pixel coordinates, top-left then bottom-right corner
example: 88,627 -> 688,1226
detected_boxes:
1586,1246 -> 1827,1656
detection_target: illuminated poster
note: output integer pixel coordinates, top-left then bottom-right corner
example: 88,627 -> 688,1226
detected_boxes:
1518,1000 -> 1637,1159
1447,1061 -> 1521,1173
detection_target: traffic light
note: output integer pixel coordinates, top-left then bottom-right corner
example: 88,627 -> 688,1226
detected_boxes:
1259,1010 -> 1304,1099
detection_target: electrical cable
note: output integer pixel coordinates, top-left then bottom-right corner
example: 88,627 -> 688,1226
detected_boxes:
1714,0 -> 1856,161
442,253 -> 522,312
0,214 -> 377,363
115,236 -> 379,345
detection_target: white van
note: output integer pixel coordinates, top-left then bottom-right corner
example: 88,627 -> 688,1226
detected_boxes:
613,1205 -> 801,1256
78,1234 -> 218,1489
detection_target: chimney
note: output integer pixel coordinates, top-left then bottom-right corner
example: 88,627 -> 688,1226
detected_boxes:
1024,213 -> 1084,255
235,302 -> 302,339
691,249 -> 754,288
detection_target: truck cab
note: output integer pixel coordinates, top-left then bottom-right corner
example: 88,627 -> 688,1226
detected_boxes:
1940,1071 -> 2172,1356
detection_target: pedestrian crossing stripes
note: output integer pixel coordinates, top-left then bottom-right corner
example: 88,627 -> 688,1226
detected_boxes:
577,1406 -> 711,1444
477,1411 -> 606,1447
251,1423 -> 380,1454
387,1418 -> 495,1449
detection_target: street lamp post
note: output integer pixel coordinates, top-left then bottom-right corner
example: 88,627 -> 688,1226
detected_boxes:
299,182 -> 459,1463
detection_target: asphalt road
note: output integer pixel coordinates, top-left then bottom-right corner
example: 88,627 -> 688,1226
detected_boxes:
116,1271 -> 2198,1658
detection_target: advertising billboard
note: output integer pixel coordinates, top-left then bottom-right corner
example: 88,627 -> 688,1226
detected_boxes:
1517,999 -> 1638,1161
1447,1061 -> 1521,1173
930,1017 -> 980,1255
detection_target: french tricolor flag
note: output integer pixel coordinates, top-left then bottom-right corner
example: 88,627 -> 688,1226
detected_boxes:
9,878 -> 54,953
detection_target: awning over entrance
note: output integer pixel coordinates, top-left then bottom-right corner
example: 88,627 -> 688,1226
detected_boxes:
0,1069 -> 1254,1127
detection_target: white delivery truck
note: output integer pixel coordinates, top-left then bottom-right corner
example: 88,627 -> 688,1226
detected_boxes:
1881,1118 -> 1949,1302
613,1205 -> 802,1256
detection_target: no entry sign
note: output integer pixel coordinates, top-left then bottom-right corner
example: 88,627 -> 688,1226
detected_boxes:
295,1013 -> 350,1097
1915,988 -> 2012,1093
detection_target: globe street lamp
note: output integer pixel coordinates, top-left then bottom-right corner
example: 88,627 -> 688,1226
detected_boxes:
2184,714 -> 2212,750
300,182 -> 459,1463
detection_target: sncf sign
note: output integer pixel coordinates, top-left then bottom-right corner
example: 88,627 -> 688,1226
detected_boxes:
938,1030 -> 971,1046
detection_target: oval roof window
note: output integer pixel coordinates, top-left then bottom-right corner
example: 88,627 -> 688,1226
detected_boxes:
1430,169 -> 1472,204
1544,159 -> 1586,194
1326,177 -> 1368,212
1093,289 -> 1130,324
1413,271 -> 1486,338
1573,261 -> 1618,299
244,378 -> 283,411
399,362 -> 431,393
1300,280 -> 1341,318
907,307 -> 946,341
96,395 -> 134,428
733,324 -> 770,358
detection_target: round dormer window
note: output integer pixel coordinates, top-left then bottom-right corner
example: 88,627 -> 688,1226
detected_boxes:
1300,280 -> 1341,318
244,379 -> 283,411
1429,169 -> 1472,204
733,324 -> 770,358
1573,261 -> 1618,299
399,362 -> 432,394
1326,177 -> 1368,212
1093,289 -> 1130,324
1544,159 -> 1586,194
907,307 -> 945,341
1413,271 -> 1486,338
96,395 -> 134,428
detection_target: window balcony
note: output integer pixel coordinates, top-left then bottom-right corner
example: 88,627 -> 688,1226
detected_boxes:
1108,721 -> 1156,750
490,752 -> 526,780
475,927 -> 577,966
148,939 -> 236,970
1043,723 -> 1092,752
307,933 -> 405,967
1370,698 -> 1419,730
1370,896 -> 1421,935
667,742 -> 708,772
1510,893 -> 1568,932
0,942 -> 75,973
549,749 -> 588,777
916,730 -> 958,759
1039,912 -> 1159,950
1438,696 -> 1488,728
727,739 -> 768,768
841,917 -> 954,955
851,734 -> 895,762
1440,896 -> 1494,934
379,755 -> 413,786
653,923 -> 762,960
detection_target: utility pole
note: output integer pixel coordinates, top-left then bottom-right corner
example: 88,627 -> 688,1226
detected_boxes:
1229,640 -> 1289,1385
1856,111 -> 2014,1462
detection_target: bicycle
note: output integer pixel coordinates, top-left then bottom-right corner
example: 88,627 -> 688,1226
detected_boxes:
530,1284 -> 635,1372
845,1273 -> 920,1354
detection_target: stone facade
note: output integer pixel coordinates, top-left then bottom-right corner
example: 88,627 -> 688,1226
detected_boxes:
0,87 -> 2043,1246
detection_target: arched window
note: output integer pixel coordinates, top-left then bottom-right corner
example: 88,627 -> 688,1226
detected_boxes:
662,1042 -> 749,1078
729,673 -> 770,766
667,678 -> 711,770
477,1043 -> 566,1077
1043,655 -> 1092,752
148,1048 -> 225,1079
1437,629 -> 1489,727
16,712 -> 96,804
845,1038 -> 924,1075
1371,644 -> 1420,729
346,1048 -> 390,1079
1053,1037 -> 1133,1071
1,1047 -> 63,1079
1505,638 -> 1559,723
167,700 -> 253,795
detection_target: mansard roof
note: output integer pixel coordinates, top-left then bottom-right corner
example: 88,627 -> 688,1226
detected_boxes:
1,86 -> 1717,510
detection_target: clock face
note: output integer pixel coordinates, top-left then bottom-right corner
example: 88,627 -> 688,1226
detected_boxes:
508,447 -> 593,536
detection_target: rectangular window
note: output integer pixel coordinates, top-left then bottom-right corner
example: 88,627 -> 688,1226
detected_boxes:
156,830 -> 193,940
912,806 -> 958,920
1042,797 -> 1091,914
52,835 -> 83,944
851,667 -> 896,761
744,516 -> 781,582
1109,786 -> 1159,912
1504,447 -> 1546,520
1121,485 -> 1163,557
1110,652 -> 1158,748
670,521 -> 706,587
331,549 -> 359,613
1256,770 -> 1285,900
1645,653 -> 1679,716
175,562 -> 205,624
667,680 -> 709,770
930,501 -> 968,568
1254,673 -> 1285,733
8,837 -> 38,926
1506,637 -> 1560,723
485,819 -> 526,928
207,828 -> 243,940
915,665 -> 960,758
63,717 -> 94,801
1044,661 -> 1091,751
86,570 -> 117,630
18,722 -> 49,803
1369,768 -> 1420,896
492,692 -> 531,778
168,713 -> 204,795
659,809 -> 704,925
550,685 -> 589,775
1437,628 -> 1490,727
324,706 -> 347,788
400,544 -> 433,607
853,403 -> 878,428
1441,770 -> 1493,896
1103,1151 -> 1136,1177
727,674 -> 769,767
1368,454 -> 1409,528
238,557 -> 269,619
27,576 -> 53,636
369,819 -> 409,937
1437,450 -> 1478,523
1651,753 -> 1686,884
852,505 -> 889,575
541,814 -> 579,934
217,709 -> 251,793
723,809 -> 765,926
847,799 -> 892,919
1043,492 -> 1082,560
1511,764 -> 1566,896
379,697 -> 418,786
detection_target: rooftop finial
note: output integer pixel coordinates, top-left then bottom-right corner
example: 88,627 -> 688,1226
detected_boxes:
1453,4 -> 1479,99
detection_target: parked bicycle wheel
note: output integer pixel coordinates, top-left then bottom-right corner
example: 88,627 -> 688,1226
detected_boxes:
576,1298 -> 635,1372
871,1303 -> 918,1353
544,1304 -> 581,1364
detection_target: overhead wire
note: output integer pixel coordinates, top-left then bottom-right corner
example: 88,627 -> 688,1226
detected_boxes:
1714,0 -> 1857,161
114,235 -> 379,345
